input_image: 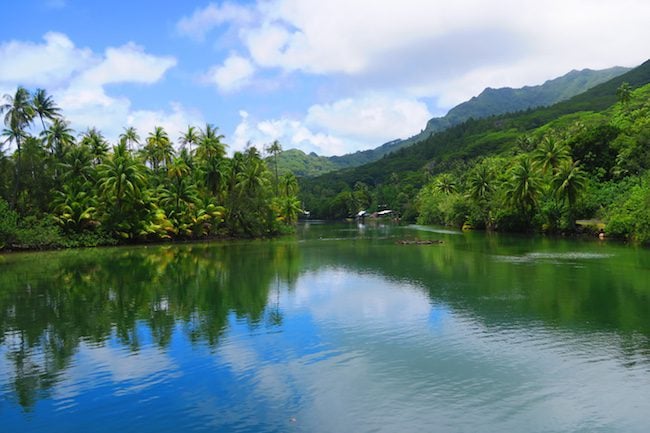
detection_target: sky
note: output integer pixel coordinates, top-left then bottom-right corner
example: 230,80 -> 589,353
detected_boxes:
1,0 -> 649,156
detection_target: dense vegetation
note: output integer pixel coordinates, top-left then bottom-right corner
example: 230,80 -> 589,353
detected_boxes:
273,66 -> 628,176
0,87 -> 301,251
299,60 -> 650,244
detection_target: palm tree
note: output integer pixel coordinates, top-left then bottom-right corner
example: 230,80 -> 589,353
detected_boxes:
32,88 -> 61,132
98,143 -> 147,210
507,157 -> 542,221
59,144 -> 94,186
80,128 -> 109,166
552,159 -> 587,229
1,87 -> 34,129
145,126 -> 173,171
1,87 -> 35,208
119,126 -> 140,152
533,136 -> 570,174
196,124 -> 226,161
42,118 -> 75,159
52,184 -> 97,232
434,173 -> 457,194
275,195 -> 301,225
179,126 -> 199,155
201,155 -> 227,199
516,134 -> 535,153
266,140 -> 282,195
467,164 -> 493,203
280,173 -> 298,197
159,178 -> 199,220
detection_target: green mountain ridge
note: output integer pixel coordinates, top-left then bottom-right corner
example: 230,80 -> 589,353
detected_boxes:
299,59 -> 650,226
273,66 -> 629,177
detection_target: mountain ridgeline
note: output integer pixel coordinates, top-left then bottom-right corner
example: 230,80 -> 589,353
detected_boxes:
298,59 -> 650,243
273,66 -> 629,176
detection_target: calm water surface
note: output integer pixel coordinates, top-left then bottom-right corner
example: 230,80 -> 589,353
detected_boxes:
0,222 -> 649,432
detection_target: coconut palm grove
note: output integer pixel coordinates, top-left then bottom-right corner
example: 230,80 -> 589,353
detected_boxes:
0,86 -> 301,250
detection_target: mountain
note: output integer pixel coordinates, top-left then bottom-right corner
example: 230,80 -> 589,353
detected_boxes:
267,149 -> 341,177
274,66 -> 629,176
299,59 -> 650,217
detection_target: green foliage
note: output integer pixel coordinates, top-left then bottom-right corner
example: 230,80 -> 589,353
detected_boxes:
275,67 -> 629,179
0,87 -> 301,251
606,175 -> 650,243
0,198 -> 18,248
300,60 -> 650,241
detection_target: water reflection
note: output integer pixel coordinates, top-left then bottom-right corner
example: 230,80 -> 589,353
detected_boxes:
0,241 -> 302,410
0,224 -> 649,432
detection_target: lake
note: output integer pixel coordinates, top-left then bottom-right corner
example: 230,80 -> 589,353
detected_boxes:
0,222 -> 649,433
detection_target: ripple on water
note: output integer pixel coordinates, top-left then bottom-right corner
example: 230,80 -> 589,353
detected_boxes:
492,251 -> 614,264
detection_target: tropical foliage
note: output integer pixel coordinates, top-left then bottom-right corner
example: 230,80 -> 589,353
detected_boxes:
0,87 -> 300,250
298,63 -> 650,243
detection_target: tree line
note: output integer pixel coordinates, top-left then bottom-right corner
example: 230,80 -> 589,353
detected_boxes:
299,82 -> 650,243
0,86 -> 301,250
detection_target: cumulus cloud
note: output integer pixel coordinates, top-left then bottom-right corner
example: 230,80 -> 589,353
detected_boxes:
204,54 -> 254,92
80,42 -> 176,86
0,32 -> 94,87
305,95 -> 432,144
180,0 -> 650,105
176,2 -> 254,41
231,93 -> 432,155
0,32 -> 202,146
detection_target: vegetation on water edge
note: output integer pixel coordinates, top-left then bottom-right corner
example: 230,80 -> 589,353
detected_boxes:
298,65 -> 650,244
0,87 -> 301,251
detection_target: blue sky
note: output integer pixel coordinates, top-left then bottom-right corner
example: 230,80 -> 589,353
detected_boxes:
1,0 -> 649,155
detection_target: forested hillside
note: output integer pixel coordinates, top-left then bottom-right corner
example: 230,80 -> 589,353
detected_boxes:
299,60 -> 650,243
274,66 -> 629,176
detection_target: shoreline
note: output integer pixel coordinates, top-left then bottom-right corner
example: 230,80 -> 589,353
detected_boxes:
0,232 -> 295,256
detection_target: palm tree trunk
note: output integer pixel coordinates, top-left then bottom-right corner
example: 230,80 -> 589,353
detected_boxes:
12,138 -> 21,211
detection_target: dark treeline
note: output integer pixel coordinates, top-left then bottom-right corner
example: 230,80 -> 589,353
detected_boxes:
299,78 -> 650,244
0,87 -> 301,250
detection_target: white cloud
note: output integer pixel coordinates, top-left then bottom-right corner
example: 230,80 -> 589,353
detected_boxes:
176,2 -> 253,41
232,110 -> 350,156
127,103 -> 205,145
182,0 -> 650,106
0,32 -> 94,87
305,95 -> 432,144
231,93 -> 431,155
80,42 -> 176,86
0,33 -> 201,147
204,54 -> 254,92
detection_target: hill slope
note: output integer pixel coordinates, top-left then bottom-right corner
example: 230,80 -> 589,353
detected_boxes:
276,66 -> 629,176
299,59 -> 650,217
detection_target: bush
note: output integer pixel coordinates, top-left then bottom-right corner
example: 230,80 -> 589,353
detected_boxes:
0,199 -> 18,249
606,175 -> 650,243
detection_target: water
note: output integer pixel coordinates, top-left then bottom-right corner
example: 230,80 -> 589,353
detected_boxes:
0,222 -> 649,433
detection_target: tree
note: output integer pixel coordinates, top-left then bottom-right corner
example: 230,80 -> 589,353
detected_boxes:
119,127 -> 140,151
80,128 -> 109,166
467,163 -> 494,203
616,82 -> 632,110
506,157 -> 542,222
196,124 -> 226,161
433,173 -> 457,194
179,126 -> 199,155
145,126 -> 173,172
42,118 -> 75,159
32,88 -> 61,132
552,159 -> 587,229
266,140 -> 282,195
1,87 -> 35,209
533,136 -> 570,174
97,144 -> 146,216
